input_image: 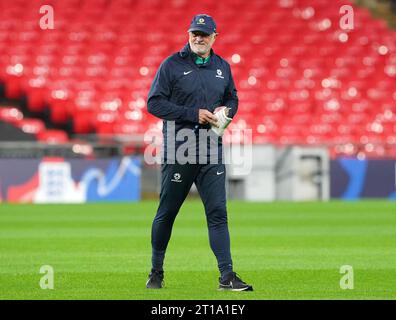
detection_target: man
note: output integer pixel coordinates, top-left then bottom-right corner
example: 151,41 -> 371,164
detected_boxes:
146,14 -> 253,291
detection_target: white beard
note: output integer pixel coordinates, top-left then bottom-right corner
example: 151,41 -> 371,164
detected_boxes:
191,44 -> 209,56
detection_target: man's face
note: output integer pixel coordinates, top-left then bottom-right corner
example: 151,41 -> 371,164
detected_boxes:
189,31 -> 217,57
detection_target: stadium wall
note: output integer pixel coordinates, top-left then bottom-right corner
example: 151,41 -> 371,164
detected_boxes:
331,158 -> 396,199
1,156 -> 396,202
0,157 -> 141,203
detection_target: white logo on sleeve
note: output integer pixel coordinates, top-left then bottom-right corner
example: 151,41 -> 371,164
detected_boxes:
171,173 -> 183,182
216,171 -> 224,175
183,70 -> 193,75
216,69 -> 224,79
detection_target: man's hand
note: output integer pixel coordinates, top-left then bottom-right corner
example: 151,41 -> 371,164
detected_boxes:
199,109 -> 219,127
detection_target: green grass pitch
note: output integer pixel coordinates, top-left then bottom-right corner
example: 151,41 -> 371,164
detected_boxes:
0,201 -> 395,300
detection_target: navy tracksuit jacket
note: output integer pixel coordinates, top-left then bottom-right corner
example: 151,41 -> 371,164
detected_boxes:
146,43 -> 238,275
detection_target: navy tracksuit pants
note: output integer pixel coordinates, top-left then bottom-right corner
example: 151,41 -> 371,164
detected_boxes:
151,162 -> 233,276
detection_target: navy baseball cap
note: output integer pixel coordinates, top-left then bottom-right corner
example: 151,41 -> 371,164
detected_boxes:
188,14 -> 217,35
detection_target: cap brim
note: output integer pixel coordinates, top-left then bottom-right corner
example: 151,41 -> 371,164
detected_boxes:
188,26 -> 213,35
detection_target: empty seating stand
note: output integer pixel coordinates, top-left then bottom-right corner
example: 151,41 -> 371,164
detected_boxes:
0,0 -> 395,158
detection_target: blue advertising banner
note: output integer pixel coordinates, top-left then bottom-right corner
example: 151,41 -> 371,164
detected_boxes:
331,158 -> 396,200
0,157 -> 141,203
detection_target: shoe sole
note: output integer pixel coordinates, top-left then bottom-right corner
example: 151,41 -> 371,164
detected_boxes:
218,286 -> 253,292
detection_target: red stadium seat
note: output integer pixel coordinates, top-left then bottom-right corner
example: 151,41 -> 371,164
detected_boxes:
17,118 -> 46,135
0,107 -> 23,124
37,129 -> 69,143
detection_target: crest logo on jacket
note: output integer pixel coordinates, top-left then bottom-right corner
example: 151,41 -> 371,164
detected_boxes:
216,69 -> 224,79
171,173 -> 182,183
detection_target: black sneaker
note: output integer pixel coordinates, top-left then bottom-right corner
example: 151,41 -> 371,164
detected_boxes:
218,272 -> 253,291
146,269 -> 164,289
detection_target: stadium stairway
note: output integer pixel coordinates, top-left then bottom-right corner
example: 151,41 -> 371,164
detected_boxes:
0,0 -> 395,157
0,102 -> 69,143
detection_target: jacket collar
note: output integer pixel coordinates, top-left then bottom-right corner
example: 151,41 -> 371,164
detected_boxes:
179,43 -> 191,58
